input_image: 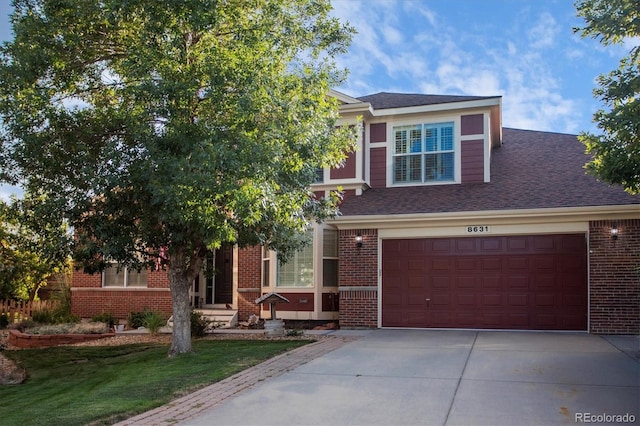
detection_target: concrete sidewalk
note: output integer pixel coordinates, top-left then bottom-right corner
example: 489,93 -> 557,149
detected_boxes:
118,330 -> 639,426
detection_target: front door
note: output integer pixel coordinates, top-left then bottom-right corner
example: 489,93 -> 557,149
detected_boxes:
214,245 -> 233,304
192,246 -> 233,307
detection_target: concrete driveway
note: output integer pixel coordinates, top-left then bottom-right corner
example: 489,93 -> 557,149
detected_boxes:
183,330 -> 639,426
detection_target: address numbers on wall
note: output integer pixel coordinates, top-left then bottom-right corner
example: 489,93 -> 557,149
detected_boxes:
466,225 -> 490,233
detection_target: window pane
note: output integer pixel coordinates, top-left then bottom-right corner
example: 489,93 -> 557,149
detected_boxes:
409,154 -> 422,181
410,128 -> 422,152
425,153 -> 454,181
425,127 -> 437,151
441,125 -> 453,151
127,268 -> 148,287
127,270 -> 146,288
323,259 -> 338,287
323,229 -> 338,258
394,129 -> 407,154
103,266 -> 124,287
394,156 -> 407,183
262,259 -> 270,287
277,239 -> 313,287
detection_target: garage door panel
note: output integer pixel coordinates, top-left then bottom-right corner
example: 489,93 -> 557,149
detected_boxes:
382,234 -> 587,330
431,239 -> 452,253
507,237 -> 529,251
431,258 -> 452,270
533,235 -> 556,250
481,238 -> 502,252
482,294 -> 502,306
506,276 -> 529,288
431,276 -> 451,289
482,276 -> 502,289
481,258 -> 501,271
456,257 -> 477,270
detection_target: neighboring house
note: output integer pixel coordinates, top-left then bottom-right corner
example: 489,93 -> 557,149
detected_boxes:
71,90 -> 639,334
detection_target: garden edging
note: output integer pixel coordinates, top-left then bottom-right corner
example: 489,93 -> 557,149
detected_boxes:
8,329 -> 116,348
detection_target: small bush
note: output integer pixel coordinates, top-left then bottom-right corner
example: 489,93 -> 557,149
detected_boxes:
190,309 -> 211,337
31,308 -> 56,324
8,319 -> 38,332
144,311 -> 165,335
23,322 -> 110,335
91,312 -> 116,329
128,310 -> 152,329
0,314 -> 9,329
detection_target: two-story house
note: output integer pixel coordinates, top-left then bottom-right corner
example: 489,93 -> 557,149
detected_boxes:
71,90 -> 639,334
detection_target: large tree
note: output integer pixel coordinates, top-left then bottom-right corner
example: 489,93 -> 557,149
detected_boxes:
0,194 -> 71,301
0,0 -> 355,355
574,0 -> 640,194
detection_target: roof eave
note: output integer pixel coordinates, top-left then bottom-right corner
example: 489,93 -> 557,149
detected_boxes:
329,204 -> 639,229
371,97 -> 502,117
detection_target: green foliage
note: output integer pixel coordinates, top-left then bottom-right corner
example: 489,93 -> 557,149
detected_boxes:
0,0 -> 355,354
30,308 -> 56,324
144,311 -> 166,335
0,197 -> 72,301
574,0 -> 640,194
128,309 -> 153,329
190,309 -> 212,338
91,312 -> 116,329
0,313 -> 8,329
8,319 -> 38,332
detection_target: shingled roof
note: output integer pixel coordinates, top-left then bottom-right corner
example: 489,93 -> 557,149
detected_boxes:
356,92 -> 499,109
338,128 -> 638,216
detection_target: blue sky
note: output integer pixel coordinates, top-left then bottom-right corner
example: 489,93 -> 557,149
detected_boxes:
0,1 -> 635,200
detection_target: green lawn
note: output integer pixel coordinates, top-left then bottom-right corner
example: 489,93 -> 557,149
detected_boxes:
0,338 -> 310,425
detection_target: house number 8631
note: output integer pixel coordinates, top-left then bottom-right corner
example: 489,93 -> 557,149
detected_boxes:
466,225 -> 490,233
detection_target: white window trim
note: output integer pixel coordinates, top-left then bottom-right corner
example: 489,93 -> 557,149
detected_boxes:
102,263 -> 148,288
386,115 -> 461,187
263,224 -> 338,290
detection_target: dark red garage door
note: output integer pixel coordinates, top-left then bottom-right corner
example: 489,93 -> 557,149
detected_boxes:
382,234 -> 587,330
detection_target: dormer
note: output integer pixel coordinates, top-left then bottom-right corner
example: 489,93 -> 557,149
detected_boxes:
354,92 -> 502,189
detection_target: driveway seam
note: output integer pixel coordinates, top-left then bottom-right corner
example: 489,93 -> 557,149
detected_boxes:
443,330 -> 478,425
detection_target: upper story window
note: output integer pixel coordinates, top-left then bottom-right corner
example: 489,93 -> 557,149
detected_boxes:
102,264 -> 148,288
393,122 -> 454,184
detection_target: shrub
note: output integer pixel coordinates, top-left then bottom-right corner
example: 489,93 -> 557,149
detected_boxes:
8,319 -> 38,332
143,311 -> 165,335
91,312 -> 116,329
190,309 -> 211,337
31,308 -> 56,324
0,314 -> 8,329
128,310 -> 151,329
22,322 -> 110,335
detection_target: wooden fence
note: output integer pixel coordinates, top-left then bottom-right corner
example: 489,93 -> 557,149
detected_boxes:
0,299 -> 60,323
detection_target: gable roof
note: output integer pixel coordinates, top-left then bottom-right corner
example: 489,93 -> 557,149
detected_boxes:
338,128 -> 638,217
356,92 -> 500,109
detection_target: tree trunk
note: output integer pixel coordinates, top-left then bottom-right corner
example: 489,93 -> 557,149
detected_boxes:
167,247 -> 202,357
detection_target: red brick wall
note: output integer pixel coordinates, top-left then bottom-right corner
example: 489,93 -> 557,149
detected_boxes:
71,266 -> 172,320
237,246 -> 262,320
71,288 -> 172,320
338,229 -> 378,328
589,219 -> 640,334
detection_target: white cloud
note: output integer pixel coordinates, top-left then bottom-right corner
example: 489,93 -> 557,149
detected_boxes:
527,12 -> 559,50
331,0 -> 586,133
